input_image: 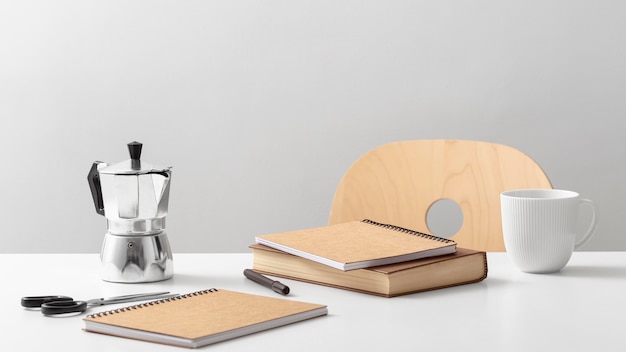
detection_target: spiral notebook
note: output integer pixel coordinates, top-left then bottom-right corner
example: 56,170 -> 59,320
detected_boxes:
255,219 -> 456,271
83,289 -> 328,348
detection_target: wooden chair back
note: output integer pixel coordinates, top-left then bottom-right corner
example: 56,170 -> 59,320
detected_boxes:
328,140 -> 552,252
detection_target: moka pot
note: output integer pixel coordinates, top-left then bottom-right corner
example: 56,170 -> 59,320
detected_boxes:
87,141 -> 173,283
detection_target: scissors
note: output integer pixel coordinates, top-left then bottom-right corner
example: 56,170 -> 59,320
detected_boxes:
21,291 -> 178,315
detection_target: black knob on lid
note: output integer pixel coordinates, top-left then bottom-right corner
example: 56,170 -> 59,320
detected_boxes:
128,141 -> 142,170
128,141 -> 143,160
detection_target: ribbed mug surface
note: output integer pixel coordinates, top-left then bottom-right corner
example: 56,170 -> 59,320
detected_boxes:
501,189 -> 597,273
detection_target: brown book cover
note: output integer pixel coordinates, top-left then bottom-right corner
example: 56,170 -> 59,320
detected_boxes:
83,289 -> 327,348
250,244 -> 487,297
255,219 -> 457,270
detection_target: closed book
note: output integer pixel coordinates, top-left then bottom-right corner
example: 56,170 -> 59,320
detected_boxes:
83,289 -> 327,348
255,219 -> 456,271
250,244 -> 487,297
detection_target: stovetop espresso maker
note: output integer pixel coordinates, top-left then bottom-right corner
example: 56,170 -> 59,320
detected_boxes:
88,141 -> 173,283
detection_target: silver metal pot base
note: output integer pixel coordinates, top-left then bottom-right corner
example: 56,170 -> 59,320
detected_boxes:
100,232 -> 173,283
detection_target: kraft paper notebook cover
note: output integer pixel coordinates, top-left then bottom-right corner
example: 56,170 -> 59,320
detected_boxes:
250,244 -> 487,297
83,289 -> 328,348
255,219 -> 456,271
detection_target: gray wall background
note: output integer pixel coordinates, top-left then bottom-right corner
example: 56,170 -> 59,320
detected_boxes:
1,0 -> 624,253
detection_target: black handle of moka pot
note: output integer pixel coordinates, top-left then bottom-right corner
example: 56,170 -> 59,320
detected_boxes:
128,141 -> 142,170
87,162 -> 105,216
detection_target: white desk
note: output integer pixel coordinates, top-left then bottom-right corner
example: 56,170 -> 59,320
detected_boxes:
2,252 -> 625,352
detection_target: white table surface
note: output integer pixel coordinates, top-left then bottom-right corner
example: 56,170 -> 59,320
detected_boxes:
2,252 -> 625,352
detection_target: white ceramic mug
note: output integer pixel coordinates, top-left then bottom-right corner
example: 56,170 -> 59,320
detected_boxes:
500,189 -> 598,273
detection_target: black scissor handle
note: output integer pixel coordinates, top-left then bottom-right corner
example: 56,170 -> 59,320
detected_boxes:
21,295 -> 73,308
41,300 -> 88,315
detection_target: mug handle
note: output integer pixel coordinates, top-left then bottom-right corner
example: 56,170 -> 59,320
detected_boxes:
574,198 -> 599,250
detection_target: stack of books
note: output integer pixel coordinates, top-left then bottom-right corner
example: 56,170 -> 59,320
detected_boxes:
252,219 -> 488,297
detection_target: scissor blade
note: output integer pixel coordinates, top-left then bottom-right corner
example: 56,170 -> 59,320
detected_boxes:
87,291 -> 178,306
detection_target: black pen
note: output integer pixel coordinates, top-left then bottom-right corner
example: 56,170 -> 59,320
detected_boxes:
243,269 -> 290,295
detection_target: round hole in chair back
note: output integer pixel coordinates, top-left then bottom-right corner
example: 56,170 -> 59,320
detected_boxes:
426,199 -> 464,239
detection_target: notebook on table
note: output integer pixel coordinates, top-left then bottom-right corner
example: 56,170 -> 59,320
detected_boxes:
255,219 -> 456,271
83,288 -> 328,348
